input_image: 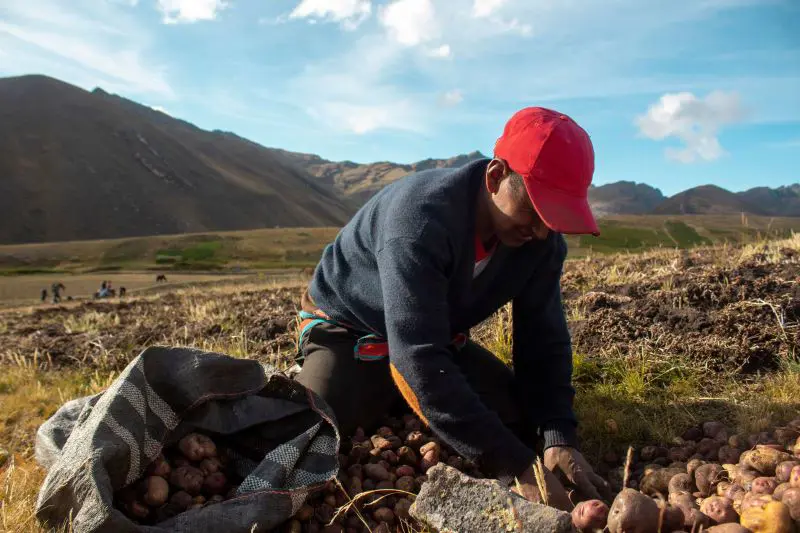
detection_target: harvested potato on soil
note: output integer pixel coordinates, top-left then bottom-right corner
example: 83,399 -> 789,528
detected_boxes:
741,447 -> 792,476
790,465 -> 800,488
640,467 -> 683,496
607,488 -> 660,533
695,463 -> 725,496
740,500 -> 794,533
146,454 -> 171,478
781,487 -> 800,520
705,524 -> 751,533
751,477 -> 778,495
571,499 -> 609,532
700,496 -> 738,524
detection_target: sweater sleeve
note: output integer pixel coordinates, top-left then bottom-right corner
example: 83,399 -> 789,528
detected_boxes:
512,235 -> 578,450
377,236 -> 536,479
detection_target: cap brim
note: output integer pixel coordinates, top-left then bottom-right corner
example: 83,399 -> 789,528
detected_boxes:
524,180 -> 600,236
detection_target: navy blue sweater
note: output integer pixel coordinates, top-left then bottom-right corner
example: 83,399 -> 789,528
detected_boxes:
309,158 -> 577,478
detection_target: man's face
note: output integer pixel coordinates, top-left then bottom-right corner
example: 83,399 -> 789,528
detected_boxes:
485,159 -> 550,247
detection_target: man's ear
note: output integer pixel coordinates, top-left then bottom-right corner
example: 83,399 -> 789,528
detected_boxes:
485,158 -> 509,194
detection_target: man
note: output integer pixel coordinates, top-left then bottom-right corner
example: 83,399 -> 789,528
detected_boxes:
295,107 -> 610,508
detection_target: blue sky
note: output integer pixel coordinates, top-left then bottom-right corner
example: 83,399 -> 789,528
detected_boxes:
0,0 -> 798,196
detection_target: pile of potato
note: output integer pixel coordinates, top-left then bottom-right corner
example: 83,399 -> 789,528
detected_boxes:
115,432 -> 240,524
279,414 -> 482,533
574,418 -> 800,532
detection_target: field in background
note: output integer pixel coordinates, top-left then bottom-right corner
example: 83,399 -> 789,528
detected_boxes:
1,215 -> 797,276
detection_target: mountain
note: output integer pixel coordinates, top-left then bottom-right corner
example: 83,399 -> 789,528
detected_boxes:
273,149 -> 487,207
737,185 -> 800,216
652,185 -> 755,215
588,181 -> 665,216
0,75 -> 351,244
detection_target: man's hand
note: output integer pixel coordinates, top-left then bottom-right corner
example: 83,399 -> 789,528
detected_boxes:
511,464 -> 572,511
543,446 -> 612,502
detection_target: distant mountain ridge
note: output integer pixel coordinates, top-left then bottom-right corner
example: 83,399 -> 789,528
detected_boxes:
0,73 -> 797,245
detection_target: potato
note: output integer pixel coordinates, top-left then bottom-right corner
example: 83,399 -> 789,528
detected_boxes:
394,498 -> 413,520
170,490 -> 193,510
721,483 -> 745,502
396,446 -> 418,467
741,447 -> 793,476
346,476 -> 362,497
775,461 -> 798,483
641,467 -> 684,496
395,475 -> 416,492
571,499 -> 609,532
405,431 -> 426,449
790,465 -> 800,488
728,434 -> 748,449
669,473 -> 695,494
682,426 -> 704,442
703,421 -> 726,439
199,457 -> 223,476
718,446 -> 742,465
146,454 -> 171,478
294,503 -> 314,521
395,465 -> 415,477
203,472 -> 227,495
380,450 -> 398,465
364,463 -> 390,481
178,433 -> 217,462
695,463 -> 724,497
668,490 -> 694,509
315,503 -> 335,524
376,480 -> 395,490
740,493 -> 775,513
170,465 -> 204,495
142,476 -> 169,507
740,500 -> 794,533
751,477 -> 778,495
125,500 -> 150,520
371,436 -> 393,451
705,525 -> 751,533
323,493 -> 336,507
773,482 -> 791,501
669,447 -> 694,463
687,458 -> 706,477
700,496 -> 738,524
793,436 -> 800,456
373,507 -> 395,523
698,438 -> 722,459
607,488 -> 660,533
774,428 -> 800,446
285,520 -> 302,533
780,487 -> 800,522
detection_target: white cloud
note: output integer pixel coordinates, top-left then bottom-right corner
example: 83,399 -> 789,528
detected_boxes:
149,104 -> 170,115
157,0 -> 228,24
636,91 -> 746,163
379,0 -> 438,46
310,101 -> 422,134
472,0 -> 506,18
494,17 -> 532,36
440,89 -> 463,106
0,1 -> 172,97
289,0 -> 372,30
426,44 -> 451,59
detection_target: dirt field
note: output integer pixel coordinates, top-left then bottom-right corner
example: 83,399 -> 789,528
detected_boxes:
0,270 -> 307,308
1,236 -> 798,532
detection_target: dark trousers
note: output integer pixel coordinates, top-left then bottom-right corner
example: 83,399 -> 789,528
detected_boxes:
295,321 -> 538,452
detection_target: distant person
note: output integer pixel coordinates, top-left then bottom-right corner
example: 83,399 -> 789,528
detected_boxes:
51,282 -> 65,304
293,107 -> 609,508
156,274 -> 167,283
98,281 -> 109,298
119,287 -> 127,298
41,288 -> 47,302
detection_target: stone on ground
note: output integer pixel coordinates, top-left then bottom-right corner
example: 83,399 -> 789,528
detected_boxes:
409,463 -> 574,533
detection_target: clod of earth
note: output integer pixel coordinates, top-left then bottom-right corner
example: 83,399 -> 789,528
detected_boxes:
409,464 -> 574,533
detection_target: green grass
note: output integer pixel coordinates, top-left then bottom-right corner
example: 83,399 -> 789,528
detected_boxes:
664,220 -> 712,247
0,215 -> 798,273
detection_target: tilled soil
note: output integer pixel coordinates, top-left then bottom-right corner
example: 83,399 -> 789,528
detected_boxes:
563,245 -> 800,373
1,241 -> 797,376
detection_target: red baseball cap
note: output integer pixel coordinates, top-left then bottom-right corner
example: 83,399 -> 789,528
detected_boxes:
494,107 -> 600,236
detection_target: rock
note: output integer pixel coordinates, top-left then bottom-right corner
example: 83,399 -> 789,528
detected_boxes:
409,464 -> 573,533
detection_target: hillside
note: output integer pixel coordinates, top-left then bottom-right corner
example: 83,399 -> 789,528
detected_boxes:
588,181 -> 665,216
0,75 -> 351,245
652,185 -> 755,215
738,184 -> 800,216
273,149 -> 488,207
